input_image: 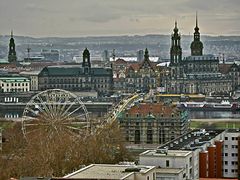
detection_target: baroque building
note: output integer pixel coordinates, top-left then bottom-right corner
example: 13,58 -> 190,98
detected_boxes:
117,102 -> 189,144
38,48 -> 113,96
112,49 -> 158,93
166,15 -> 234,95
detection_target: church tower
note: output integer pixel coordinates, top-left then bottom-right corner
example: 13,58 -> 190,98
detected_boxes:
82,48 -> 91,73
8,30 -> 17,63
170,21 -> 182,65
190,12 -> 203,56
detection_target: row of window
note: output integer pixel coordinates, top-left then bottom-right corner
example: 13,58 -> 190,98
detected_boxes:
3,88 -> 28,92
47,84 -> 109,89
224,136 -> 239,141
1,83 -> 28,87
225,145 -> 238,149
47,78 -> 110,84
224,153 -> 238,157
224,169 -> 238,173
224,161 -> 238,165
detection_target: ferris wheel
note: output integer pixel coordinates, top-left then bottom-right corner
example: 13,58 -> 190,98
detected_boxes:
22,89 -> 90,138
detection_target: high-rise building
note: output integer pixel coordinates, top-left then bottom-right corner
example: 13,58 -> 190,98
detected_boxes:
102,50 -> 110,62
40,49 -> 60,61
8,30 -> 17,63
137,50 -> 144,62
223,129 -> 240,178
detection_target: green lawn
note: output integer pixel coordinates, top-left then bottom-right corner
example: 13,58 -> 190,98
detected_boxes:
190,121 -> 240,129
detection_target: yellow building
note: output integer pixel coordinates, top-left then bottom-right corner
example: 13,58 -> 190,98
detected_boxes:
0,76 -> 30,93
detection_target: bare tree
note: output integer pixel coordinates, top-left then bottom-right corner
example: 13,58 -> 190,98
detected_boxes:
0,120 -> 131,179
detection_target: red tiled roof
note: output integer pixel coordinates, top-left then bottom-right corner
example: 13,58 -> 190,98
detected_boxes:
126,103 -> 179,117
114,58 -> 127,64
129,64 -> 140,71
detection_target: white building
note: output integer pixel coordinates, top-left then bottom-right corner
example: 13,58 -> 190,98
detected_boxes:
63,163 -> 185,180
139,149 -> 193,180
0,77 -> 30,93
223,129 -> 240,178
64,164 -> 156,180
155,168 -> 184,180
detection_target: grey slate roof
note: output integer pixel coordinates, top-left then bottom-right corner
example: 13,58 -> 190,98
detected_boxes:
39,66 -> 112,77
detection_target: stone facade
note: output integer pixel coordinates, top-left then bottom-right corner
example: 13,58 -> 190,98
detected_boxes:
38,48 -> 113,96
117,102 -> 189,144
166,17 -> 238,95
113,49 -> 158,93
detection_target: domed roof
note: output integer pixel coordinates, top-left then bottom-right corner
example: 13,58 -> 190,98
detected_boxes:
83,48 -> 90,56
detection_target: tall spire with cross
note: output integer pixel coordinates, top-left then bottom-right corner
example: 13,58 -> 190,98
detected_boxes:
191,12 -> 203,56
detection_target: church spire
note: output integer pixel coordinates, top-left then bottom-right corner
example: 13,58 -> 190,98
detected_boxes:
144,48 -> 149,60
82,48 -> 91,70
196,11 -> 198,28
8,30 -> 17,63
170,21 -> 182,65
190,12 -> 203,56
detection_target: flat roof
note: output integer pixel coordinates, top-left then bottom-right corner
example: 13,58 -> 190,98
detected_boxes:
155,168 -> 183,174
140,149 -> 192,157
20,71 -> 41,75
0,77 -> 30,82
64,164 -> 155,179
158,129 -> 225,151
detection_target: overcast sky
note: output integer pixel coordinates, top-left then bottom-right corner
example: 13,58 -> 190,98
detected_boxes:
1,0 -> 240,37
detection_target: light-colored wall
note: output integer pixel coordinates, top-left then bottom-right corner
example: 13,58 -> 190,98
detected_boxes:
0,79 -> 30,92
139,152 -> 193,180
223,131 -> 240,178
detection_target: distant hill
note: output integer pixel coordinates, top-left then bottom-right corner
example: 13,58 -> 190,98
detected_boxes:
0,34 -> 240,61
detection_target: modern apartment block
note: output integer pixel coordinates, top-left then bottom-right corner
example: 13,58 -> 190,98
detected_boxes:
139,149 -> 192,179
141,129 -> 240,179
223,129 -> 240,178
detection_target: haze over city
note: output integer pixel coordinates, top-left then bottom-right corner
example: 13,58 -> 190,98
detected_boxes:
0,0 -> 240,180
1,0 -> 240,37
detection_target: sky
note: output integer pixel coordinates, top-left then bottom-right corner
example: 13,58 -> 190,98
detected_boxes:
0,0 -> 240,37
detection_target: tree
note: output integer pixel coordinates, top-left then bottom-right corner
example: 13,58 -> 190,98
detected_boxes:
0,120 -> 131,179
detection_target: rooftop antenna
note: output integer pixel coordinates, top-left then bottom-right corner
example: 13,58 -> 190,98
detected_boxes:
196,11 -> 198,28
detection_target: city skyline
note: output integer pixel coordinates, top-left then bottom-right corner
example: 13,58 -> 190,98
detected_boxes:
1,0 -> 240,37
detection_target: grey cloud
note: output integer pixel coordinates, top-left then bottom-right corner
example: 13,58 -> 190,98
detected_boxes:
0,0 -> 239,36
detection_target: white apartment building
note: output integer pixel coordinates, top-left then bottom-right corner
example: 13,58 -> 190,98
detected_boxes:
64,164 -> 156,180
139,149 -> 193,180
223,129 -> 240,178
